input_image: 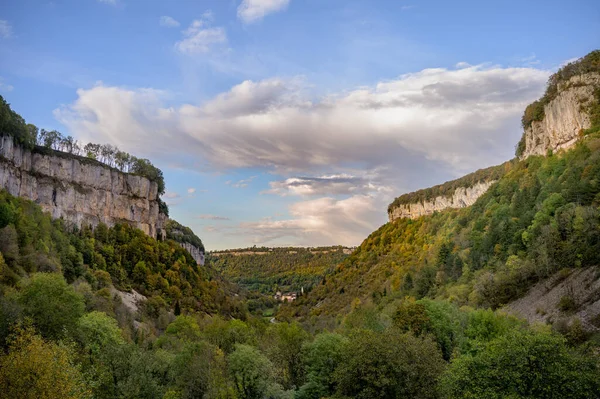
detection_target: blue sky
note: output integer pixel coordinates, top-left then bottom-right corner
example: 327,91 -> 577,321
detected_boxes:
0,0 -> 598,249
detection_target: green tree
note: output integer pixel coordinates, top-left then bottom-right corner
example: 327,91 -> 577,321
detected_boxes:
440,329 -> 600,399
18,273 -> 85,339
297,332 -> 348,399
229,344 -> 276,399
76,311 -> 124,357
334,329 -> 445,399
264,321 -> 310,389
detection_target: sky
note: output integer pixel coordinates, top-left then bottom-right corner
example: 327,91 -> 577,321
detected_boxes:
0,0 -> 599,250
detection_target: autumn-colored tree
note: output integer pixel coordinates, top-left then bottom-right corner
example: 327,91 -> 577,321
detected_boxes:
0,324 -> 91,399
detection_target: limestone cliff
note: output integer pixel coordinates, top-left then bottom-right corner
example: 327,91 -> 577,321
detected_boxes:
0,136 -> 166,238
388,180 -> 495,222
165,219 -> 205,266
521,73 -> 600,158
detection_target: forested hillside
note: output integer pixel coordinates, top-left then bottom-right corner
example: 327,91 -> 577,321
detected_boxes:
283,51 -> 600,323
0,190 -> 245,319
2,51 -> 600,399
283,132 -> 600,321
209,246 -> 350,295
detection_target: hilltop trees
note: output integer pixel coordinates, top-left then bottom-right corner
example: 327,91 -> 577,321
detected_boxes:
0,95 -> 165,197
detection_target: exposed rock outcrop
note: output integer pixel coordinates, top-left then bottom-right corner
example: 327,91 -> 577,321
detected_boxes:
180,242 -> 205,266
0,136 -> 165,238
388,180 -> 495,222
165,219 -> 205,265
521,73 -> 600,158
505,267 -> 600,332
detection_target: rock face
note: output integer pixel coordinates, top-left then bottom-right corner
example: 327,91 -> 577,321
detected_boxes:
521,73 -> 600,158
180,242 -> 205,266
388,181 -> 495,222
506,267 -> 600,332
0,136 -> 165,238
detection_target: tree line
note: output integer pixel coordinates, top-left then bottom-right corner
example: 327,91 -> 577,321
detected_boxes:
0,95 -> 165,196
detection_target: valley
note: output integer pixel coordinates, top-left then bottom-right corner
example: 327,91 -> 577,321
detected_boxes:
1,44 -> 600,399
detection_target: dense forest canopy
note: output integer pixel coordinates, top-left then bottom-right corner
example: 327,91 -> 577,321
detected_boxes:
209,246 -> 349,296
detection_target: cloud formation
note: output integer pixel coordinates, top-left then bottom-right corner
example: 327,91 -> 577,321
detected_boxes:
264,174 -> 391,197
237,195 -> 382,246
237,0 -> 290,24
159,16 -> 180,28
175,13 -> 226,54
198,214 -> 231,221
0,77 -> 13,92
56,63 -> 550,246
227,176 -> 258,188
0,20 -> 12,38
56,64 -> 549,176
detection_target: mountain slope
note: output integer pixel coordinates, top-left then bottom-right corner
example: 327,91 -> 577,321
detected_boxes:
282,51 -> 600,322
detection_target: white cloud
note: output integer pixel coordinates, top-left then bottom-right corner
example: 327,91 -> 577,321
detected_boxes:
159,16 -> 180,28
264,174 -> 391,197
162,191 -> 182,206
187,188 -> 196,194
227,176 -> 257,188
238,195 -> 382,246
401,5 -> 415,11
56,63 -> 549,179
163,191 -> 180,199
175,14 -> 227,54
198,214 -> 230,221
0,77 -> 14,92
237,0 -> 290,24
0,20 -> 12,38
97,0 -> 117,5
55,62 -> 552,246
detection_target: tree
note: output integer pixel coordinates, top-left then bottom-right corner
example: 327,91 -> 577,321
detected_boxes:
439,329 -> 600,399
297,332 -> 347,399
0,324 -> 91,399
76,311 -> 124,357
333,329 -> 445,399
229,344 -> 276,399
263,321 -> 310,389
18,273 -> 85,339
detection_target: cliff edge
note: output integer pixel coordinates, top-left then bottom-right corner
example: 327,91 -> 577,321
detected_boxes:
389,51 -> 600,222
0,135 -> 166,238
519,73 -> 600,158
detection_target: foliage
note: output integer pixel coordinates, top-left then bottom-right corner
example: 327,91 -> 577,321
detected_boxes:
0,95 -> 36,149
228,344 -> 277,399
0,323 -> 91,399
333,329 -> 445,399
439,329 -> 600,398
209,246 -> 349,295
18,273 -> 85,339
0,190 -> 245,317
287,133 -> 600,319
297,332 -> 348,399
165,219 -> 205,252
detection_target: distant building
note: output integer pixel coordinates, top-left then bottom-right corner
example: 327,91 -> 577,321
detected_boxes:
274,291 -> 297,302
